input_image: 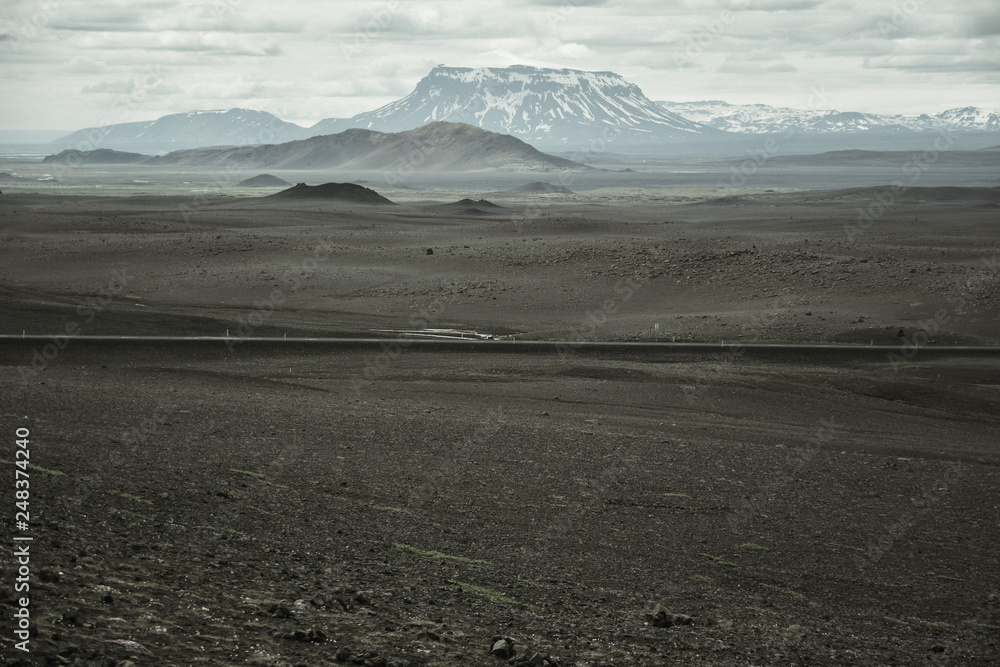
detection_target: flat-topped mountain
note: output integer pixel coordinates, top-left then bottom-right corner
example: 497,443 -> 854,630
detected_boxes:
311,65 -> 710,147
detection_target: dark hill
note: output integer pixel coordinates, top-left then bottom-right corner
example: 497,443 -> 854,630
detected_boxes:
238,174 -> 291,187
265,182 -> 394,205
42,149 -> 150,165
145,122 -> 589,172
513,181 -> 575,194
428,198 -> 507,216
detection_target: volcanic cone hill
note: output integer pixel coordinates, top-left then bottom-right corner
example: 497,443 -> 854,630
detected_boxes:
238,174 -> 291,187
265,182 -> 395,205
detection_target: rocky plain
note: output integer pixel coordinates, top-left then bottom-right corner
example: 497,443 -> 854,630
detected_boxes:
1,161 -> 999,666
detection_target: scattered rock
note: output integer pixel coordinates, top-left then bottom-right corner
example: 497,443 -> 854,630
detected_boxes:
426,248 -> 434,255
646,603 -> 694,628
491,637 -> 515,658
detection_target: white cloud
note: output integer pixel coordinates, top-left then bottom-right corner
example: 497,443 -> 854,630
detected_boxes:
0,0 -> 995,129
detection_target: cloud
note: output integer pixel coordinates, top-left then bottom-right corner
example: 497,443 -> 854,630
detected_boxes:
556,42 -> 596,58
66,56 -> 107,73
76,31 -> 284,56
0,0 -> 994,129
81,78 -> 181,95
864,55 -> 1000,73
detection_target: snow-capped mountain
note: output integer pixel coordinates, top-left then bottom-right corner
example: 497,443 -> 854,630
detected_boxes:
657,100 -> 1000,134
54,109 -> 308,150
935,106 -> 1000,131
310,65 -> 713,147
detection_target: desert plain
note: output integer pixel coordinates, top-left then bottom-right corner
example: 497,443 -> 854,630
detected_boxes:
1,155 -> 999,666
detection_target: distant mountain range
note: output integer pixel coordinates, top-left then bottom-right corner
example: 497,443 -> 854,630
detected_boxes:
45,122 -> 588,172
656,100 -> 1000,135
43,65 -> 1000,153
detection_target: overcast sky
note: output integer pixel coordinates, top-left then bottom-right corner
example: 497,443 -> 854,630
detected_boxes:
1,0 -> 997,131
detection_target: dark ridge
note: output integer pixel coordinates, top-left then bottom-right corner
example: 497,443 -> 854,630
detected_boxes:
453,198 -> 504,208
41,148 -> 150,165
513,181 -> 575,194
238,174 -> 291,187
265,182 -> 395,205
0,172 -> 34,182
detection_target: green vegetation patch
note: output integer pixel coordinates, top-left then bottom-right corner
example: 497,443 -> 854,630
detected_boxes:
691,574 -> 714,584
229,469 -> 288,489
452,581 -> 540,611
0,459 -> 66,476
395,543 -> 490,566
108,490 -> 152,505
907,617 -> 953,629
739,542 -> 770,551
760,583 -> 806,600
699,553 -> 737,567
663,492 -> 691,499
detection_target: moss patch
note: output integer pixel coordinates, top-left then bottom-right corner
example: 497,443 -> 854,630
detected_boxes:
395,543 -> 490,566
452,581 -> 540,611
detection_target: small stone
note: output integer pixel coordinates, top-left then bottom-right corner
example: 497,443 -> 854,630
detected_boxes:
426,248 -> 434,255
786,624 -> 804,634
335,647 -> 353,661
930,644 -> 946,653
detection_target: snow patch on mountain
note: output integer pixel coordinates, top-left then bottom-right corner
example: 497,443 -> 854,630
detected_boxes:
309,65 -> 714,146
657,100 -> 1000,134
